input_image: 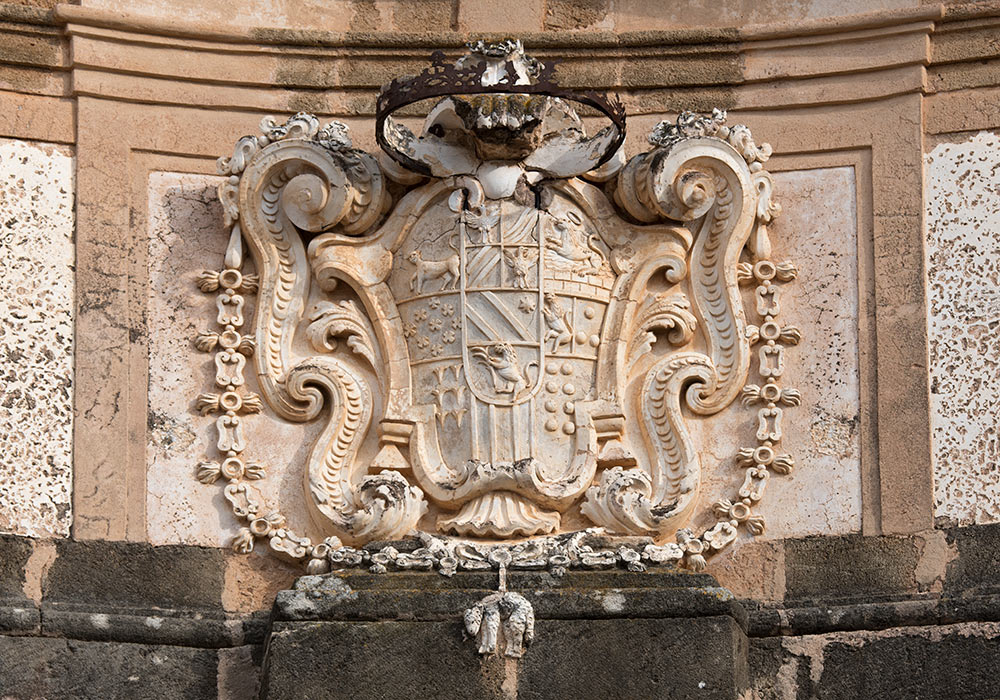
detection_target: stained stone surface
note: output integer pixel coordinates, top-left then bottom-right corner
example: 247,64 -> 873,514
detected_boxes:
925,131 -> 1000,526
694,166 -> 862,539
145,172 -> 318,547
0,138 -> 75,538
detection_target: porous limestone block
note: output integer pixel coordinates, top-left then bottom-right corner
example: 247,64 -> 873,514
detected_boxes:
145,172 -> 317,547
694,166 -> 862,539
925,132 -> 1000,526
0,138 -> 75,538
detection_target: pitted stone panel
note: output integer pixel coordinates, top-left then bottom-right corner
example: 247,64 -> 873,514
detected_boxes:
145,172 -> 319,547
694,166 -> 862,540
0,138 -> 74,538
925,132 -> 1000,526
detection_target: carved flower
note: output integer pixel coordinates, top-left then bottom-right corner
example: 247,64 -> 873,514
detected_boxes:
430,344 -> 444,357
403,322 -> 418,338
417,336 -> 430,349
618,546 -> 645,572
329,547 -> 366,566
442,330 -> 456,344
371,547 -> 398,568
518,297 -> 536,314
428,318 -> 443,332
642,543 -> 683,564
306,557 -> 330,575
428,298 -> 440,309
451,318 -> 462,330
441,303 -> 455,317
414,308 -> 428,322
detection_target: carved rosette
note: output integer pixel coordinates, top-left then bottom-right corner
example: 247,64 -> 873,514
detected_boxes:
192,47 -> 798,579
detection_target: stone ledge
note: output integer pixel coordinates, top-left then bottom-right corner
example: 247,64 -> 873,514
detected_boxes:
275,568 -> 748,630
748,592 -> 1000,637
0,603 -> 40,635
41,605 -> 268,648
0,602 -> 267,648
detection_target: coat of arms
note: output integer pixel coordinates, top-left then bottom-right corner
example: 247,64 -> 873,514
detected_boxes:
197,41 -> 798,612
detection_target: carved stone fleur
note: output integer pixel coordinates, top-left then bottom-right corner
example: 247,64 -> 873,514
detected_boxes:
194,43 -> 799,588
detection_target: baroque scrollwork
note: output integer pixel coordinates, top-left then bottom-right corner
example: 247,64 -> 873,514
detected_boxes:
193,43 -> 799,585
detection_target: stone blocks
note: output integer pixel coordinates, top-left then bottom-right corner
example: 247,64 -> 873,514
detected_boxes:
260,569 -> 750,700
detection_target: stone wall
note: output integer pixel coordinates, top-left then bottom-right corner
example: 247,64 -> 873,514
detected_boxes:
3,0 -> 1000,697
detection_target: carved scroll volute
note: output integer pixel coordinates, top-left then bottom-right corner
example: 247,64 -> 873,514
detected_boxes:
226,118 -> 426,545
583,134 -> 763,539
235,138 -> 388,422
622,138 -> 758,415
287,358 -> 426,546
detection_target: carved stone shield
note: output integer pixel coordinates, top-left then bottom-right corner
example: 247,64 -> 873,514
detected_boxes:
388,184 -> 619,537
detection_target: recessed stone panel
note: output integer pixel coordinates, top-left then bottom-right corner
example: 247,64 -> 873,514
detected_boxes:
694,166 -> 863,540
145,172 -> 318,547
0,138 -> 74,538
925,131 -> 1000,526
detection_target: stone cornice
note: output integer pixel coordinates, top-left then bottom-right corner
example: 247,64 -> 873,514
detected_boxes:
46,2 -> 949,47
0,1 -> 997,117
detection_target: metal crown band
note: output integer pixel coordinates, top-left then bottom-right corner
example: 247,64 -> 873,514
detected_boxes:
375,47 -> 627,176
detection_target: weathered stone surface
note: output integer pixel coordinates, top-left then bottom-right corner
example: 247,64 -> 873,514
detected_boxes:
145,171 -> 319,548
924,131 -> 1000,526
518,617 -> 748,700
749,636 -> 808,700
695,166 -> 862,541
944,524 -> 1000,595
0,137 -> 74,538
783,534 -> 919,602
46,539 -> 227,610
0,636 -> 220,699
262,621 -> 510,700
781,622 -> 1000,700
0,535 -> 33,600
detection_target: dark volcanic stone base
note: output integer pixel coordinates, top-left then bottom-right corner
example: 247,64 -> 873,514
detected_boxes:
0,636 -> 220,699
259,569 -> 750,700
261,617 -> 748,700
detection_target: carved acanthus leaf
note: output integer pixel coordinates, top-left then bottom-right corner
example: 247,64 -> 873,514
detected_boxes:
305,300 -> 378,369
627,292 -> 698,365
